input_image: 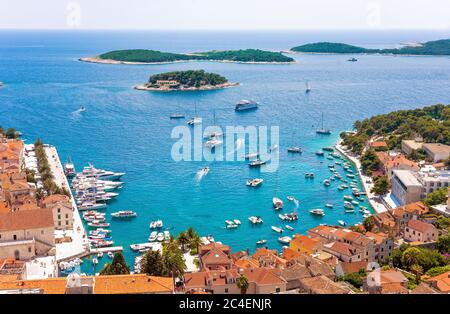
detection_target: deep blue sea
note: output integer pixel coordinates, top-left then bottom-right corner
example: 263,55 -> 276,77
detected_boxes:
0,30 -> 449,273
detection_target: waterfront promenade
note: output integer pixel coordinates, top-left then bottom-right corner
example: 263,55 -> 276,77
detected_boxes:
335,140 -> 388,214
45,146 -> 90,261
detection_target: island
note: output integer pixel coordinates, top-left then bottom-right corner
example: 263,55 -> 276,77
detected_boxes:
290,39 -> 450,55
134,70 -> 239,91
80,49 -> 295,64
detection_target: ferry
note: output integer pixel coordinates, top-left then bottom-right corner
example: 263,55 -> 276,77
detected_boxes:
246,178 -> 264,187
249,159 -> 266,167
256,239 -> 267,245
272,197 -> 283,210
235,99 -> 258,111
278,236 -> 292,244
248,216 -> 263,224
310,209 -> 325,216
111,210 -> 137,219
271,226 -> 283,233
170,113 -> 185,119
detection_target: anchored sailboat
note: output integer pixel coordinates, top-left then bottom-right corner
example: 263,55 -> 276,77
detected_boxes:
316,113 -> 331,135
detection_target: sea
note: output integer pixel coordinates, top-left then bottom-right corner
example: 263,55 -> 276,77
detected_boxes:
0,30 -> 449,274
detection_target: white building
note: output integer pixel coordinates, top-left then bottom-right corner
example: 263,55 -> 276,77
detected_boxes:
391,170 -> 423,206
422,143 -> 450,162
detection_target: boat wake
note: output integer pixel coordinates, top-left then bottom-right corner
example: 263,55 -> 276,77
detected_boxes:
195,167 -> 209,182
70,106 -> 86,120
293,199 -> 300,209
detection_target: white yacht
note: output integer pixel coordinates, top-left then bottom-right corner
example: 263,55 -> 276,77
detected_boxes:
187,117 -> 202,125
148,231 -> 158,242
235,99 -> 258,111
248,216 -> 263,224
272,197 -> 283,210
246,178 -> 263,187
271,226 -> 283,233
278,236 -> 292,244
310,209 -> 325,216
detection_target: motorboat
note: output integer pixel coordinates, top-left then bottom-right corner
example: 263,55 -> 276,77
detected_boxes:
287,146 -> 302,153
205,137 -> 223,149
111,210 -> 137,219
278,214 -> 287,221
271,226 -> 283,233
348,57 -> 358,62
92,258 -> 98,265
278,236 -> 292,244
97,252 -> 104,258
310,209 -> 325,216
283,213 -> 299,221
187,117 -> 202,125
64,158 -> 76,177
149,220 -> 163,229
305,173 -> 314,179
249,159 -> 266,167
170,113 -> 185,119
156,233 -> 164,242
233,219 -> 241,225
225,220 -> 235,226
78,202 -> 107,211
80,164 -> 125,181
315,150 -> 325,156
272,197 -> 283,210
246,178 -> 263,187
344,195 -> 354,201
164,230 -> 170,241
287,196 -> 295,202
107,252 -> 114,258
148,231 -> 158,242
344,201 -> 354,210
235,99 -> 258,111
248,216 -> 263,224
226,223 -> 238,229
87,221 -> 110,228
256,239 -> 267,245
325,203 -> 334,208
323,147 -> 334,152
285,225 -> 294,231
323,179 -> 331,187
338,220 -> 346,226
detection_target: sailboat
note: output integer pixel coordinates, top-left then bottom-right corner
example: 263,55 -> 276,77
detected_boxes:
305,80 -> 311,93
316,113 -> 331,135
187,104 -> 202,125
287,131 -> 302,153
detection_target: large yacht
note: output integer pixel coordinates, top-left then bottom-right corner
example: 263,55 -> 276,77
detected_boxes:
235,99 -> 258,111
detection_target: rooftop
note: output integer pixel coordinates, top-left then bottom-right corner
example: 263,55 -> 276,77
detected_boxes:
422,143 -> 450,154
0,209 -> 54,232
392,170 -> 423,187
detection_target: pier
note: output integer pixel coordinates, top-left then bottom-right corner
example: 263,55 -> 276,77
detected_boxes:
90,246 -> 123,254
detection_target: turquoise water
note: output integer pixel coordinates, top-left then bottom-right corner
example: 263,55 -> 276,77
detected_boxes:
0,30 -> 449,273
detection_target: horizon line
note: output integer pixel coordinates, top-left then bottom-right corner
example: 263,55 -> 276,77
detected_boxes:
0,28 -> 449,32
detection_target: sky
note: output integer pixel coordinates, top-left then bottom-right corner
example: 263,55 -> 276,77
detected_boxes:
1,0 -> 449,30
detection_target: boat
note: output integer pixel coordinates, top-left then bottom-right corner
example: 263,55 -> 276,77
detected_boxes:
278,236 -> 292,244
233,219 -> 241,225
344,201 -> 354,210
348,57 -> 358,62
246,178 -> 263,187
287,196 -> 295,202
323,147 -> 334,152
323,179 -> 331,187
87,221 -> 110,228
164,230 -> 170,241
256,240 -> 267,245
187,117 -> 202,125
351,200 -> 360,206
284,213 -> 299,221
305,173 -> 314,179
271,226 -> 283,233
80,164 -> 125,181
149,220 -> 163,229
285,225 -> 294,231
338,220 -> 346,226
170,113 -> 185,119
344,195 -> 354,201
235,99 -> 258,111
278,214 -> 287,221
325,203 -> 334,208
315,150 -> 325,156
244,152 -> 259,160
287,146 -> 302,153
97,252 -> 104,258
92,258 -> 98,265
248,216 -> 263,224
226,223 -> 238,229
316,113 -> 331,135
310,209 -> 325,216
205,137 -> 223,149
346,174 -> 355,179
148,231 -> 158,242
305,80 -> 311,93
64,156 -> 76,177
111,210 -> 137,219
107,252 -> 114,258
225,220 -> 235,226
249,159 -> 266,167
272,197 -> 283,210
156,233 -> 164,242
78,202 -> 107,211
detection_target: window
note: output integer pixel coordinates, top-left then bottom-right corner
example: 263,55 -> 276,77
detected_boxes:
13,234 -> 17,240
58,215 -> 61,219
66,214 -> 69,219
58,221 -> 61,226
276,288 -> 281,293
66,220 -> 69,225
224,288 -> 229,293
58,208 -> 61,213
28,247 -> 31,253
41,230 -> 44,235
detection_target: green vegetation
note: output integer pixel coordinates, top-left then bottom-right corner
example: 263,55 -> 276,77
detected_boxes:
98,49 -> 294,63
393,246 -> 447,273
341,104 -> 450,154
371,175 -> 390,196
146,70 -> 228,89
0,126 -> 20,139
423,188 -> 447,207
363,216 -> 375,232
291,39 -> 450,55
433,215 -> 450,232
425,265 -> 450,277
436,235 -> 450,254
336,269 -> 367,289
360,149 -> 382,175
100,252 -> 130,275
236,275 -> 250,294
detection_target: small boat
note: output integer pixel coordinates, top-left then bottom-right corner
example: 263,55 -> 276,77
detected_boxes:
246,178 -> 263,187
348,57 -> 358,62
200,166 -> 210,175
87,221 -> 110,228
233,219 -> 241,225
164,230 -> 170,241
248,216 -> 263,224
315,150 -> 325,156
97,252 -> 104,258
256,240 -> 267,245
346,174 -> 355,179
271,226 -> 283,233
204,137 -> 223,149
287,196 -> 295,202
344,195 -> 354,201
278,236 -> 292,244
148,231 -> 158,242
310,209 -> 325,216
285,225 -> 294,231
111,210 -> 137,219
226,223 -> 238,229
325,203 -> 334,208
338,220 -> 346,226
157,233 -> 164,242
287,146 -> 302,153
272,197 -> 283,210
351,200 -> 360,206
278,214 -> 287,221
249,159 -> 266,167
316,113 -> 331,135
64,157 -> 76,177
107,252 -> 114,259
225,220 -> 235,226
170,113 -> 185,119
92,258 -> 98,265
305,173 -> 315,179
187,117 -> 202,125
344,201 -> 354,210
323,147 -> 334,152
323,179 -> 331,187
149,220 -> 163,229
235,99 -> 258,111
284,213 -> 299,221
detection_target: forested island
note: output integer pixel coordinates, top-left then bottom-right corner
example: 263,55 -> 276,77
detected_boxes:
341,104 -> 450,154
290,39 -> 450,55
80,49 -> 295,64
134,70 -> 238,91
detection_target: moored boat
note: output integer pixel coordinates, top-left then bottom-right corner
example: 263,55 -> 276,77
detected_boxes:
310,209 -> 325,216
246,178 -> 263,187
111,210 -> 137,219
272,197 -> 283,210
271,226 -> 283,233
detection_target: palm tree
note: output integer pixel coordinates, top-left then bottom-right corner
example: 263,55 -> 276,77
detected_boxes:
161,241 -> 186,278
34,188 -> 45,206
401,247 -> 422,268
410,264 -> 423,282
236,275 -> 249,294
177,232 -> 190,252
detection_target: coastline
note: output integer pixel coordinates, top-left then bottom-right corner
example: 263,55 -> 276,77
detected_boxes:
284,50 -> 449,57
79,56 -> 297,65
334,139 -> 389,215
134,82 -> 239,92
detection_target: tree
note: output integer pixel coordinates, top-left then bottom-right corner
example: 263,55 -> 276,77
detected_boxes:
100,252 -> 130,275
371,175 -> 390,196
161,241 -> 186,278
410,264 -> 423,282
176,232 -> 190,252
360,149 -> 381,175
363,216 -> 375,232
423,188 -> 447,207
34,188 -> 45,205
236,275 -> 249,294
401,247 -> 422,268
5,128 -> 17,139
140,250 -> 163,275
436,235 -> 450,254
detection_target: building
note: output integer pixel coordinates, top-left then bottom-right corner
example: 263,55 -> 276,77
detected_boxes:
401,139 -> 423,155
375,151 -> 419,178
364,269 -> 408,294
425,271 -> 450,293
417,170 -> 450,197
422,143 -> 450,162
0,209 -> 55,260
42,195 -> 73,230
199,243 -> 232,270
391,170 -> 423,205
297,275 -> 353,294
369,141 -> 388,150
323,242 -> 363,263
335,260 -> 369,277
289,234 -> 323,256
404,220 -> 438,243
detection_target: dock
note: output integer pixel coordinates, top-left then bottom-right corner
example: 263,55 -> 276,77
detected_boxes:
90,246 -> 123,254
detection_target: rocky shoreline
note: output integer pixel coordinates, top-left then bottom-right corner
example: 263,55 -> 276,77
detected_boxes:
134,82 -> 239,92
